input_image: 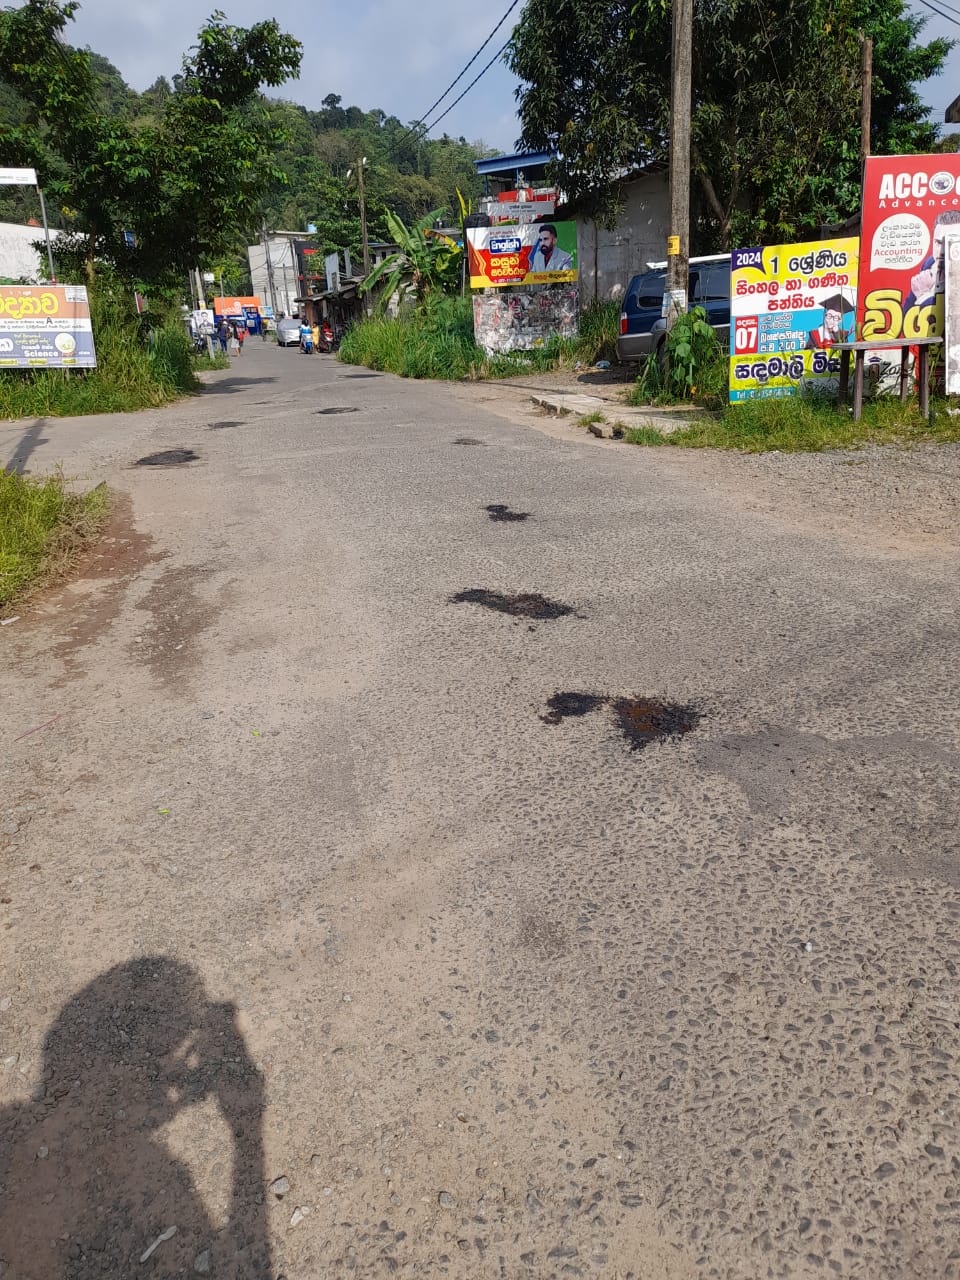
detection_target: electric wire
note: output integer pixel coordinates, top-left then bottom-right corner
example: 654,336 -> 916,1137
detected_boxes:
415,37 -> 514,140
395,0 -> 522,148
913,0 -> 960,29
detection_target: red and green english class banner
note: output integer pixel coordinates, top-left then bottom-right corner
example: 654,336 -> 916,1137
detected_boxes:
859,154 -> 960,342
466,221 -> 578,288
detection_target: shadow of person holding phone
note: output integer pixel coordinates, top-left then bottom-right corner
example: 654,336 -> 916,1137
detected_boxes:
0,958 -> 271,1278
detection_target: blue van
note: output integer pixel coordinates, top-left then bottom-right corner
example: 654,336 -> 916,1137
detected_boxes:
616,255 -> 731,364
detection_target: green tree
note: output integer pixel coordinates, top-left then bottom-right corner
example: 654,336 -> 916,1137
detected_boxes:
0,1 -> 302,287
360,208 -> 460,306
507,0 -> 951,248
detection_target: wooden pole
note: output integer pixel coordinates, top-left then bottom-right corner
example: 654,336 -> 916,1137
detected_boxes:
665,0 -> 693,333
860,36 -> 873,163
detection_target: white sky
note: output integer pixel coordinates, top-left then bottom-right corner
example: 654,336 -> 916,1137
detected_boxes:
62,2 -> 960,154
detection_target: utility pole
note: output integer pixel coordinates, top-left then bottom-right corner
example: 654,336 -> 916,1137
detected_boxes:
664,0 -> 693,333
357,158 -> 370,277
860,35 -> 873,164
261,220 -> 278,317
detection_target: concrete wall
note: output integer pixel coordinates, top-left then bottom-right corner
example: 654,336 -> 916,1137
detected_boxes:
248,237 -> 300,316
576,171 -> 670,304
0,221 -> 59,282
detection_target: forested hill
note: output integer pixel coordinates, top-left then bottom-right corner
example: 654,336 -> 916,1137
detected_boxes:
0,52 -> 492,269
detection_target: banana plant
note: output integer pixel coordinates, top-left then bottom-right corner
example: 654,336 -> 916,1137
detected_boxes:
359,207 -> 461,308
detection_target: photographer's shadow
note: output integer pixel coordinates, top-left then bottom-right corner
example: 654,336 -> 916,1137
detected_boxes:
0,958 -> 271,1278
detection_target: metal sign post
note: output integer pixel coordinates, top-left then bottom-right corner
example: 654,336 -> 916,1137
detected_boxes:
0,167 -> 56,282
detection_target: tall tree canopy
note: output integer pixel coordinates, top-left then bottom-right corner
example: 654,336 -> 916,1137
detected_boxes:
0,0 -> 302,286
507,0 -> 951,248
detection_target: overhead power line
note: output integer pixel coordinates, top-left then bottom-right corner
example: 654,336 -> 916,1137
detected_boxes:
396,0 -> 522,148
416,37 -> 514,140
913,0 -> 960,30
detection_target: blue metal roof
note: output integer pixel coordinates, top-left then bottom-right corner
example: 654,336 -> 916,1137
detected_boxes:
474,150 -> 556,176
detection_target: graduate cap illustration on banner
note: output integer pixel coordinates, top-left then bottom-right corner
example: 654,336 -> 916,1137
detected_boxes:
820,292 -> 855,314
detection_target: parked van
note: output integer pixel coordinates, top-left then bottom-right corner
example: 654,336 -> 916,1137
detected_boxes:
616,254 -> 731,365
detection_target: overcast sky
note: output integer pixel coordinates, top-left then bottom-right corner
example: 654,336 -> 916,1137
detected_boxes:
63,1 -> 960,155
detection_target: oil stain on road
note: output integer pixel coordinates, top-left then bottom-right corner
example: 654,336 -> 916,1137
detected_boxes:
541,691 -> 699,751
450,589 -> 577,620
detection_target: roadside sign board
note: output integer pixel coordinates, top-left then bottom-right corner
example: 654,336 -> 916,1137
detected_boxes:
0,284 -> 96,368
0,167 -> 37,186
466,220 -> 577,288
729,237 -> 859,401
859,153 -> 960,342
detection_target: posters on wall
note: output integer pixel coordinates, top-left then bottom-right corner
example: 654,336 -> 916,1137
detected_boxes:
729,238 -> 859,401
467,221 -> 578,288
0,284 -> 96,368
943,232 -> 960,395
859,154 -> 960,344
472,287 -> 578,355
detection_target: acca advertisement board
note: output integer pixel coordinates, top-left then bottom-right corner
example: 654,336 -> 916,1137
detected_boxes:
0,284 -> 96,368
858,153 -> 960,342
729,237 -> 858,401
466,221 -> 578,288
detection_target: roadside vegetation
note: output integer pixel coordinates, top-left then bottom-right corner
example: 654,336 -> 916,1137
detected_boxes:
0,469 -> 108,608
340,295 -> 620,380
626,394 -> 960,453
0,285 -> 197,420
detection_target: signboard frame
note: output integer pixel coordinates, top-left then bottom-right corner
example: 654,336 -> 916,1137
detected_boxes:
0,284 -> 96,368
466,220 -> 578,289
728,237 -> 859,402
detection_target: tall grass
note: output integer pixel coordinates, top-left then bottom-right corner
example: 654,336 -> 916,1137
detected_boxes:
0,469 -> 108,606
625,394 -> 960,452
339,295 -> 622,380
0,283 -> 198,420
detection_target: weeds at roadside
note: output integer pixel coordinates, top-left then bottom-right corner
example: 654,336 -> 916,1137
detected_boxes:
0,469 -> 109,607
0,282 -> 197,421
624,394 -> 960,453
578,410 -> 607,426
338,296 -> 622,381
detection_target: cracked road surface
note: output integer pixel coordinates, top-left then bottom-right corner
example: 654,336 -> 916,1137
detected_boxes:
1,344 -> 959,1279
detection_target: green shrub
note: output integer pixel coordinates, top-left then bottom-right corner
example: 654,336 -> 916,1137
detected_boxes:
629,307 -> 726,407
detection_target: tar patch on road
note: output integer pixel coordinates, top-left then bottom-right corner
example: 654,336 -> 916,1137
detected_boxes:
208,421 -> 242,430
450,589 -> 576,620
316,407 -> 359,415
540,692 -> 607,724
134,449 -> 199,467
541,691 -> 699,751
453,437 -> 485,446
485,504 -> 530,522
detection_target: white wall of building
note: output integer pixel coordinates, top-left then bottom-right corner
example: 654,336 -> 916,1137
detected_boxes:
248,237 -> 300,316
0,221 -> 59,282
576,171 -> 670,303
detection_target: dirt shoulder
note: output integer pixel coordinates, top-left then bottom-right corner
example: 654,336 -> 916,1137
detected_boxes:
453,370 -> 960,557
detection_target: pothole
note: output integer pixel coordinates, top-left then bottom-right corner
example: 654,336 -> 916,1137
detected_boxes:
208,421 -> 242,430
453,437 -> 485,446
485,504 -> 530,522
134,449 -> 199,467
450,589 -> 576,620
541,691 -> 700,751
340,373 -> 380,379
316,407 -> 359,415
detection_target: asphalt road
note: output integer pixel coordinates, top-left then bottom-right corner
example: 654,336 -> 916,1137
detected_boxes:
1,342 -> 958,1279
